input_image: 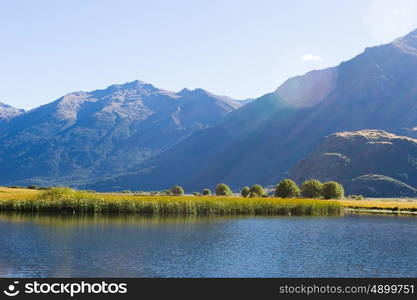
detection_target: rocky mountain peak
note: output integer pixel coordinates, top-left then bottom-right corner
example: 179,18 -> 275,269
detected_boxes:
392,29 -> 417,55
0,80 -> 241,186
177,87 -> 209,97
0,101 -> 25,120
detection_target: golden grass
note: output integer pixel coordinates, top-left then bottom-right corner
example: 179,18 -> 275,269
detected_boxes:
339,199 -> 417,212
2,186 -> 417,214
0,186 -> 40,200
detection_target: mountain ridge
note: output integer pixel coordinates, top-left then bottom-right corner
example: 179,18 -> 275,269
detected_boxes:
0,102 -> 24,122
0,80 -> 243,186
88,28 -> 417,192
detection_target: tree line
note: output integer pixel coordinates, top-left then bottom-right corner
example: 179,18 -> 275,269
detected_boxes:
169,179 -> 344,199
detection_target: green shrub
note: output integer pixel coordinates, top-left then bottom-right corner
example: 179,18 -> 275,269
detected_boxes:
193,192 -> 201,196
275,179 -> 300,198
301,179 -> 322,198
241,186 -> 250,198
36,187 -> 77,202
27,185 -> 39,190
321,181 -> 344,199
170,185 -> 185,196
202,188 -> 211,196
249,184 -> 265,197
216,183 -> 232,196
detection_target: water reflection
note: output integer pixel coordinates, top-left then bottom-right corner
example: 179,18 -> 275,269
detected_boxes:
0,212 -> 231,227
0,213 -> 416,277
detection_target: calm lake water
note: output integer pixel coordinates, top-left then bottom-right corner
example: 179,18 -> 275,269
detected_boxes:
0,213 -> 416,277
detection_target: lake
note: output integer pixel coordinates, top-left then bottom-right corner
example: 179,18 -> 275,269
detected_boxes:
0,213 -> 416,277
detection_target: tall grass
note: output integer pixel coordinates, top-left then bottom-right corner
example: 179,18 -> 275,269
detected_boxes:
0,187 -> 342,216
340,199 -> 417,212
0,186 -> 40,200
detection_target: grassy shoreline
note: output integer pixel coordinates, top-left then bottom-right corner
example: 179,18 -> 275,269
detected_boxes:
2,187 -> 417,216
0,187 -> 342,216
346,208 -> 417,215
340,199 -> 417,215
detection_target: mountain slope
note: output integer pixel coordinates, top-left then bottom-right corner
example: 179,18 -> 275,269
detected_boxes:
91,29 -> 417,192
289,130 -> 417,197
0,81 -> 241,185
0,102 -> 24,122
348,174 -> 417,198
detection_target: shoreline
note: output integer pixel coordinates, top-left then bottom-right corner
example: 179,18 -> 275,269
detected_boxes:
0,187 -> 342,216
3,187 -> 417,217
346,208 -> 417,216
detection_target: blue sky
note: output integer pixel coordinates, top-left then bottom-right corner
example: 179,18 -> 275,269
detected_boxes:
1,0 -> 417,109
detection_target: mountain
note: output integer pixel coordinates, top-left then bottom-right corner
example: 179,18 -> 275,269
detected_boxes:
0,81 -> 242,186
289,130 -> 417,197
235,98 -> 255,106
0,102 -> 24,122
348,175 -> 417,198
90,29 -> 417,192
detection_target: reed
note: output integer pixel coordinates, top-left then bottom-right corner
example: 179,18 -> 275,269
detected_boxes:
0,187 -> 342,216
339,199 -> 417,212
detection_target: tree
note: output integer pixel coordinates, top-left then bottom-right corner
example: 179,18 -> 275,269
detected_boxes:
193,192 -> 201,196
170,185 -> 185,196
249,184 -> 265,197
321,181 -> 344,199
202,188 -> 211,196
241,186 -> 250,198
216,183 -> 232,196
301,179 -> 322,198
274,179 -> 300,198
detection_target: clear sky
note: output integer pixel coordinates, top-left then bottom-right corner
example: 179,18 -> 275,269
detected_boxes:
1,0 -> 417,109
